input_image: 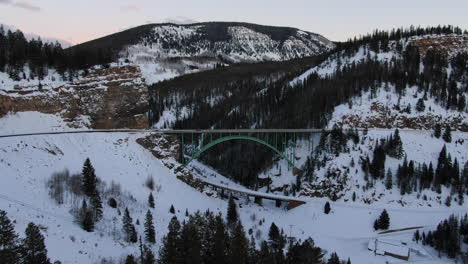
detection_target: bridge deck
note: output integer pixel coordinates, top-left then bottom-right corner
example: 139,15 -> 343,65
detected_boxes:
203,180 -> 307,209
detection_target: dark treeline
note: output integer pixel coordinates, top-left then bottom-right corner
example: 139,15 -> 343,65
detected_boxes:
419,214 -> 468,260
0,26 -> 113,81
154,197 -> 349,264
335,25 -> 466,54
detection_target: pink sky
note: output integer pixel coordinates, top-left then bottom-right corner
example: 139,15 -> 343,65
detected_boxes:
1,0 -> 467,45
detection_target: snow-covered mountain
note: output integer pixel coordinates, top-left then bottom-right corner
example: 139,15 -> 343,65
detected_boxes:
69,22 -> 335,84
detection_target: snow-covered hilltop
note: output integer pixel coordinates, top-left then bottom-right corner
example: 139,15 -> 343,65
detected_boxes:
125,23 -> 334,64
120,23 -> 334,84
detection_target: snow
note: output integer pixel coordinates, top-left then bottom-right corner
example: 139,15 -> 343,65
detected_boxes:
0,112 -> 90,135
327,85 -> 468,130
0,66 -> 67,92
290,46 -> 399,86
0,130 -> 466,263
368,238 -> 409,257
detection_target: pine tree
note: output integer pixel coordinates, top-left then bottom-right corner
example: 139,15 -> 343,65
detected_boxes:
458,94 -> 466,111
169,204 -> 175,214
285,238 -> 323,264
122,208 -> 137,243
327,252 -> 340,264
324,201 -> 331,214
148,192 -> 155,208
230,221 -> 249,264
416,98 -> 425,112
385,169 -> 393,189
90,192 -> 103,222
125,254 -> 137,264
0,210 -> 20,263
227,195 -> 238,226
82,158 -> 98,197
22,222 -> 51,264
374,209 -> 390,230
434,124 -> 442,138
213,214 -> 228,263
144,210 -> 156,244
142,245 -> 156,264
413,230 -> 420,243
78,200 -> 94,232
159,216 -> 181,264
443,125 -> 452,143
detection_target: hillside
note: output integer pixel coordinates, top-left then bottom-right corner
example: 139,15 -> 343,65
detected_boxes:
0,122 -> 466,263
149,29 -> 467,130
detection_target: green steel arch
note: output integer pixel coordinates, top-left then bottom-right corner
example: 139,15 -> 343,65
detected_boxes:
183,135 -> 294,167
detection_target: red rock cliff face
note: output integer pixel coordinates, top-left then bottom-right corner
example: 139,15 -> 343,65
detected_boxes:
0,65 -> 149,129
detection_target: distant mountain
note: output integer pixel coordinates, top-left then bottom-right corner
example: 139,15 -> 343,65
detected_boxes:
66,22 -> 335,82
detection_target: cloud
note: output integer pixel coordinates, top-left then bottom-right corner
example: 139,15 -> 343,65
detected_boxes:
13,1 -> 40,11
0,0 -> 40,11
120,4 -> 140,13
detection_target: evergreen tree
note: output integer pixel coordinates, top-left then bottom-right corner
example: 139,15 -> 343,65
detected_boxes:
324,201 -> 331,214
230,221 -> 249,264
125,254 -> 137,264
122,208 -> 138,243
148,192 -> 155,208
212,214 -> 228,263
413,230 -> 420,243
144,210 -> 156,244
180,219 -> 201,264
458,94 -> 466,111
90,191 -> 103,222
416,98 -> 425,112
374,209 -> 390,230
286,238 -> 323,264
82,158 -> 98,197
442,125 -> 452,143
387,129 -> 404,159
434,124 -> 442,138
159,216 -> 181,264
385,169 -> 393,189
0,210 -> 20,263
78,200 -> 94,232
327,252 -> 340,264
169,204 -> 175,214
22,222 -> 51,264
227,195 -> 238,226
142,245 -> 156,264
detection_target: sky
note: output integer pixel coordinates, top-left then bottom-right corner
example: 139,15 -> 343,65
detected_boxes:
0,0 -> 467,45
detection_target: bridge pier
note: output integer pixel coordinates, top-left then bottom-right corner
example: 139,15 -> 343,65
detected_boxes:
275,199 -> 282,208
287,200 -> 306,210
254,196 -> 263,206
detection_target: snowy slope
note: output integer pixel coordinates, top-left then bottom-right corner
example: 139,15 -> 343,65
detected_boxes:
0,131 -> 466,263
327,86 -> 468,130
254,129 -> 467,207
122,23 -> 335,84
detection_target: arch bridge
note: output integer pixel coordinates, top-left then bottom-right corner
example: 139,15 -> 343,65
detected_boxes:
167,129 -> 326,169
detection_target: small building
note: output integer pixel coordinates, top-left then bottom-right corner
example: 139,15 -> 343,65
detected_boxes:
368,238 -> 410,261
